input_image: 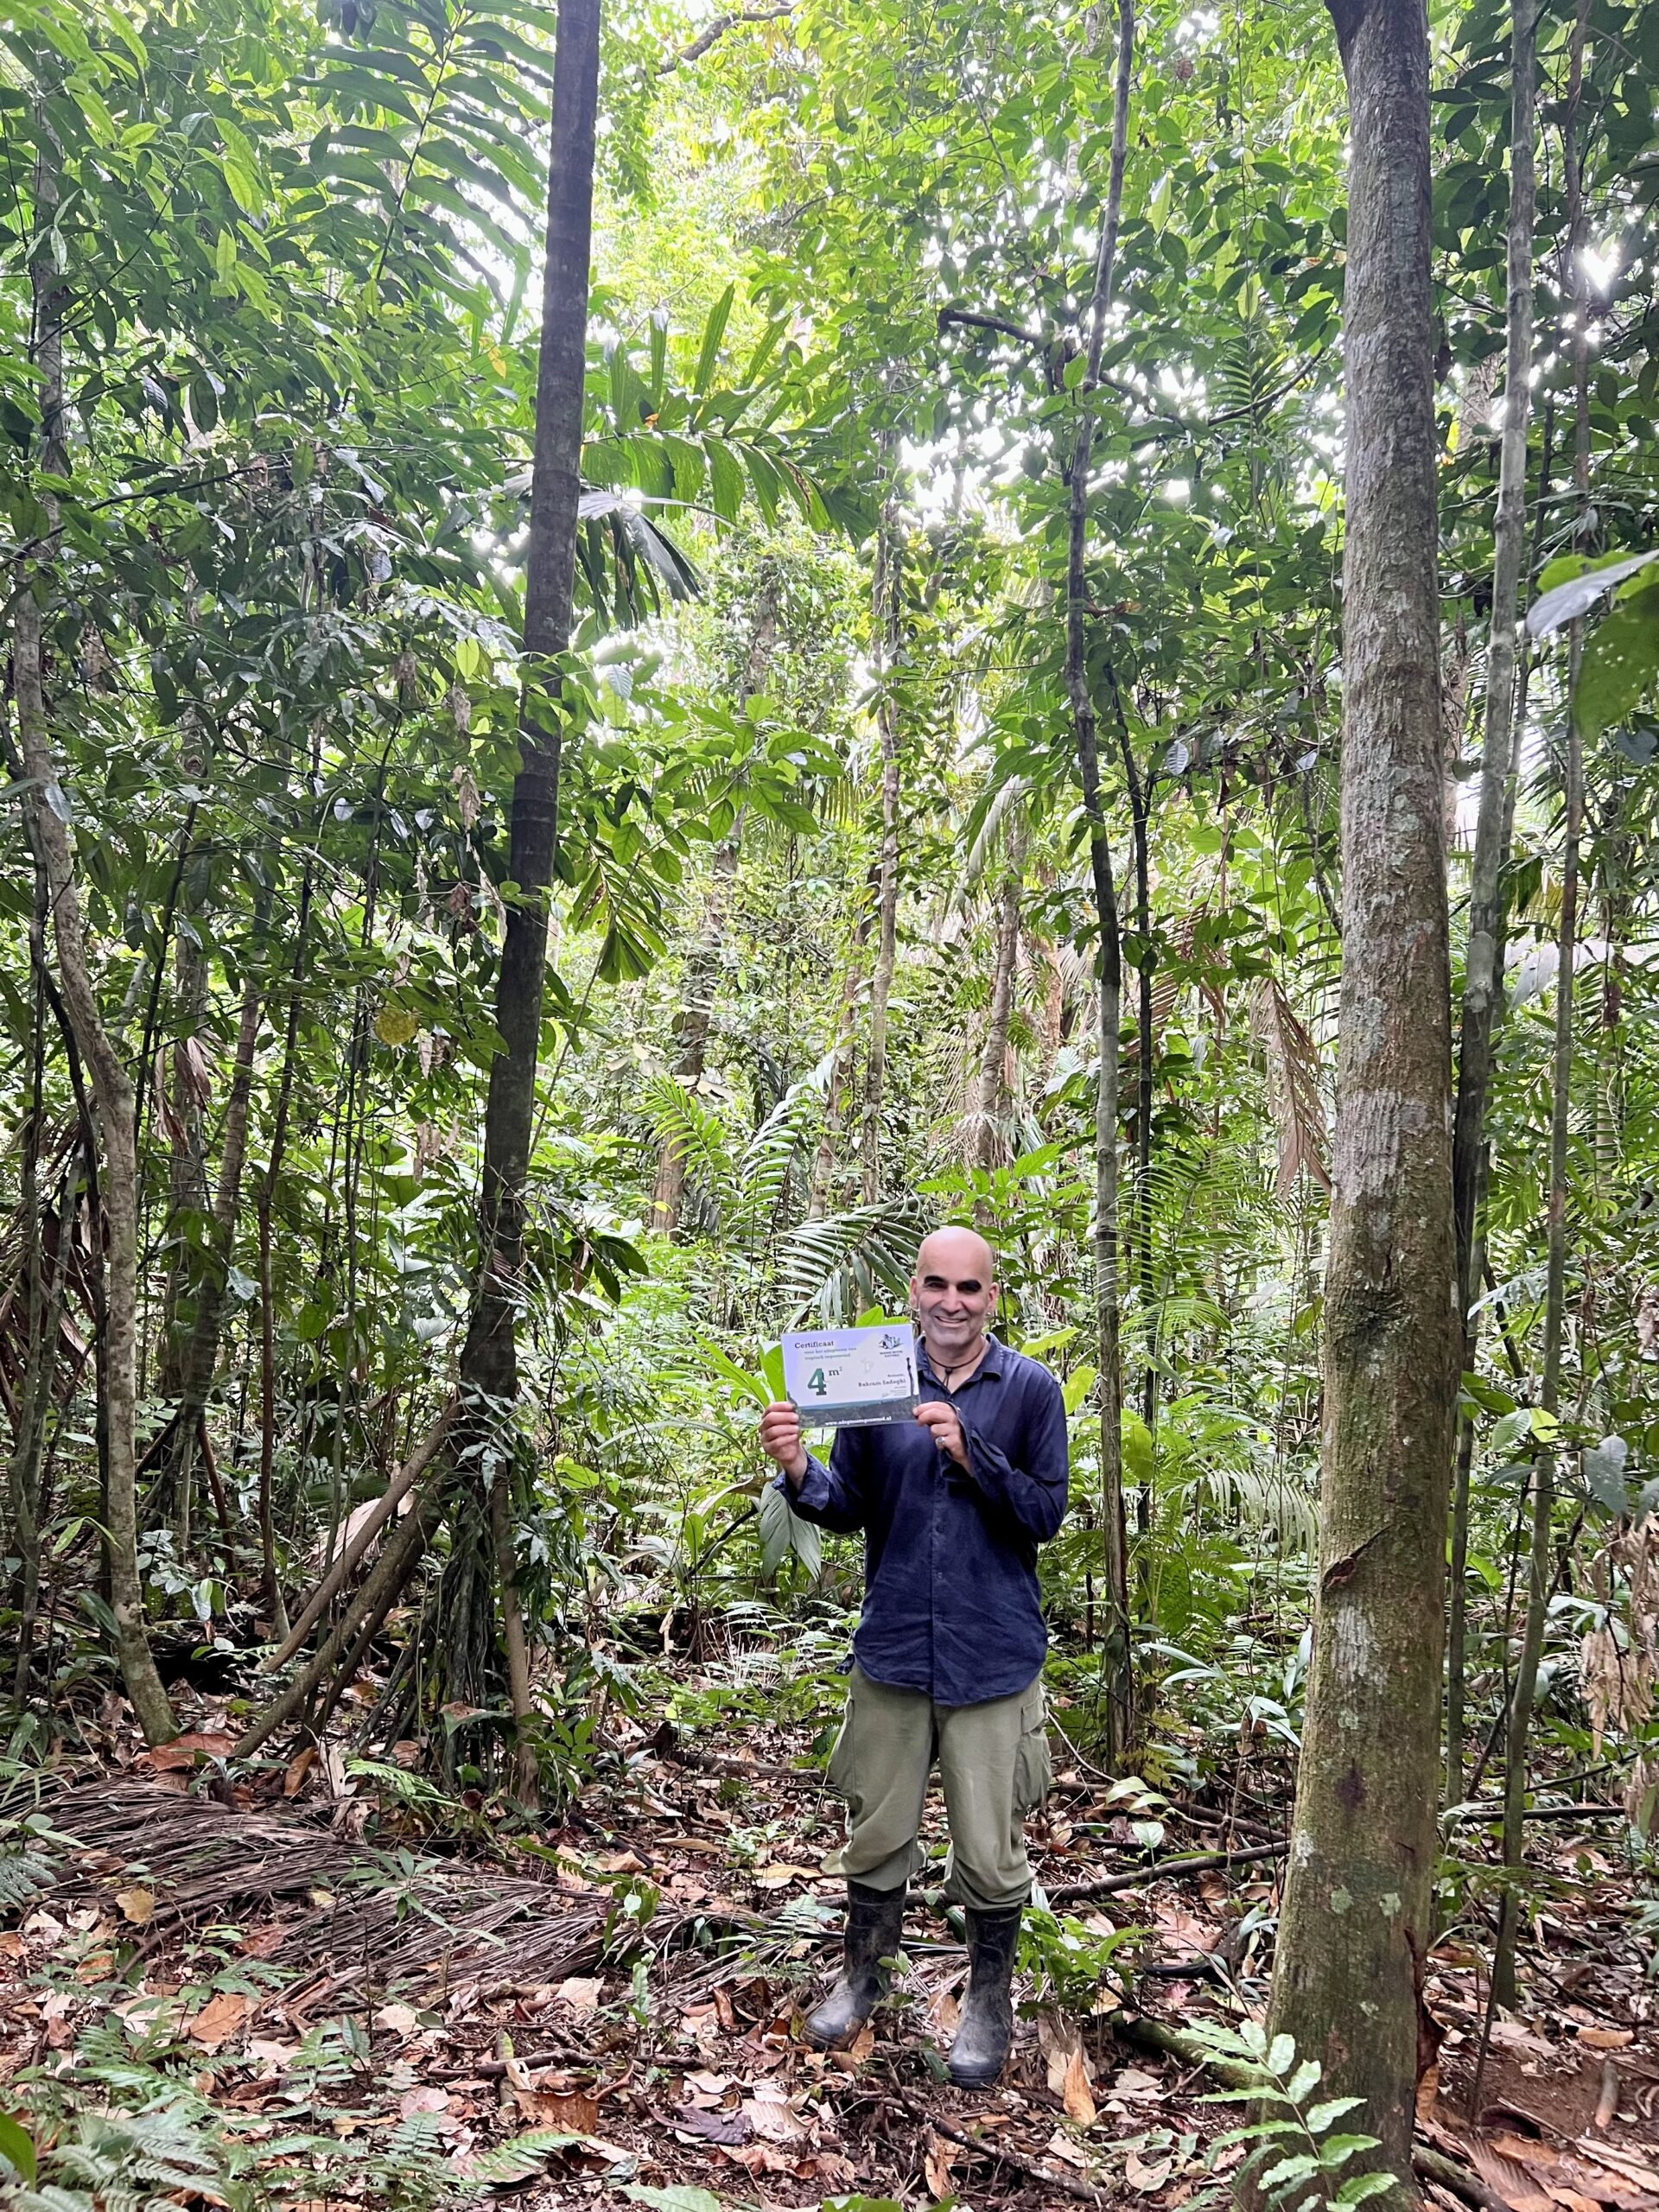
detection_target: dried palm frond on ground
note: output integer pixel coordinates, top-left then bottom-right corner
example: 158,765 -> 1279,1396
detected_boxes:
40,1780 -> 614,2000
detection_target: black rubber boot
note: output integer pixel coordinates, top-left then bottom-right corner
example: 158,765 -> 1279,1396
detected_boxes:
804,1880 -> 906,2048
947,1904 -> 1022,2088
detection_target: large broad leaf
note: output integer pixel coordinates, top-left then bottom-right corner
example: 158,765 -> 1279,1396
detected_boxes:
1573,586 -> 1659,741
1528,548 -> 1659,638
1581,1434 -> 1630,1515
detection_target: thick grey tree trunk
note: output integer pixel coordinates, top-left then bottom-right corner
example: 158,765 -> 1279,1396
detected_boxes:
1266,0 -> 1459,2179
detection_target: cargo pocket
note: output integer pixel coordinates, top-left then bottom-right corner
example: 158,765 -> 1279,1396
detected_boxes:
1012,1685 -> 1053,1815
827,1692 -> 857,1801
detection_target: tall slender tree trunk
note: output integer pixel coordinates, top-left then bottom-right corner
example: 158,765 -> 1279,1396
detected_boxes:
12,110 -> 175,1745
1065,0 -> 1135,1763
810,904 -> 873,1218
652,583 -> 780,1231
168,916 -> 269,1533
1113,692 -> 1159,1537
1266,0 -> 1458,2178
970,858 -> 1023,1173
861,490 -> 903,1205
452,0 -> 601,1798
156,931 -> 209,1413
1492,0 -> 1590,2005
1446,0 -> 1540,1806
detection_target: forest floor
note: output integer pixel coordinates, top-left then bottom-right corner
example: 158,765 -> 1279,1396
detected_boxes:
3,1665 -> 1658,2212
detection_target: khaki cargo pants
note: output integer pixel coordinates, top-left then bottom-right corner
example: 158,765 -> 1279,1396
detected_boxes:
825,1663 -> 1053,1912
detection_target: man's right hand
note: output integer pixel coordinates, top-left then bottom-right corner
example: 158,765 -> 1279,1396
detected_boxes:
759,1402 -> 809,1484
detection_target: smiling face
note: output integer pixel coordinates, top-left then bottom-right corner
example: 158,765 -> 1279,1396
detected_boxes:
910,1226 -> 998,1365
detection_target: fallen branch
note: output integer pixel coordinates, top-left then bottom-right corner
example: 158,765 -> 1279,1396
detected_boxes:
886,2085 -> 1108,2207
1046,1839 -> 1287,1904
1442,1798 -> 1626,1826
268,1397 -> 454,1669
232,1488 -> 435,1760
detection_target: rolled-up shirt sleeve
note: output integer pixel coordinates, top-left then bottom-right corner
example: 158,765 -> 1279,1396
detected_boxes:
955,1376 -> 1068,1541
775,1423 -> 869,1535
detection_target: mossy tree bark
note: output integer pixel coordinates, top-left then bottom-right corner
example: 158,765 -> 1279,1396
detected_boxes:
1267,0 -> 1459,2181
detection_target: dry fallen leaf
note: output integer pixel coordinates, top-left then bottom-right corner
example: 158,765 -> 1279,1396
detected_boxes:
143,1731 -> 238,1770
1112,2066 -> 1163,2100
1575,2029 -> 1634,2052
924,2128 -> 957,2200
742,2083 -> 809,2145
753,1864 -> 816,1890
283,1746 -> 318,1799
114,1887 -> 156,1925
373,2003 -> 420,2038
513,2088 -> 599,2133
1063,2047 -> 1098,2128
1127,2150 -> 1174,2192
555,1976 -> 603,2014
399,2087 -> 450,2120
1491,2139 -> 1560,2168
596,1850 -> 646,1874
714,1986 -> 738,2033
188,1991 -> 251,2050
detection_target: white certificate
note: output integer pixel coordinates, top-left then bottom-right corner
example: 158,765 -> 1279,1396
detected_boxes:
781,1323 -> 919,1428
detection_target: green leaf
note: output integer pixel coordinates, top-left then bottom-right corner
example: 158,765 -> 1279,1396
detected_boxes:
0,2113 -> 36,2185
1303,2099 -> 1365,2133
1573,587 -> 1659,741
625,2190 -> 724,2212
1332,2172 -> 1395,2206
694,283 -> 736,397
700,1339 -> 772,1407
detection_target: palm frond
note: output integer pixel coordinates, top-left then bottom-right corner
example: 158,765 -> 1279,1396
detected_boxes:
642,1076 -> 735,1212
778,1198 -> 929,1323
1249,976 -> 1332,1199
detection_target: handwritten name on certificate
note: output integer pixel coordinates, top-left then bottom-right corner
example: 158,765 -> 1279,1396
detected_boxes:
780,1324 -> 919,1428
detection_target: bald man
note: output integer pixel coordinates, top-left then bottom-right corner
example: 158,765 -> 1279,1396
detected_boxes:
759,1226 -> 1068,2087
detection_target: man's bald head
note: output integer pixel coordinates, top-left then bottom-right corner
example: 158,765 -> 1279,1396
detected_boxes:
915,1225 -> 996,1283
910,1225 -> 999,1370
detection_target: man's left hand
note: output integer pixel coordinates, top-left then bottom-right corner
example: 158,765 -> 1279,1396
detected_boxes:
915,1400 -> 969,1468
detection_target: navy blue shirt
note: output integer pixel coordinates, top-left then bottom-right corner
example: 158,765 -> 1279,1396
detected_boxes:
777,1335 -> 1068,1705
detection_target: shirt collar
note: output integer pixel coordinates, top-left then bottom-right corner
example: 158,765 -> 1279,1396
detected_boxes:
918,1332 -> 1005,1388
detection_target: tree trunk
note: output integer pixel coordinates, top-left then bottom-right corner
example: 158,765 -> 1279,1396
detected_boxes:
156,931 -> 209,1417
1267,0 -> 1458,2180
1065,0 -> 1135,1764
451,0 -> 601,1799
970,861 -> 1022,1173
1446,0 -> 1539,1805
12,111 -> 175,1745
1113,690 -> 1158,1539
651,819 -> 745,1230
1492,0 -> 1589,2006
652,582 -> 779,1231
861,492 -> 903,1205
257,862 -> 312,1641
167,927 -> 267,1539
810,903 -> 873,1217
